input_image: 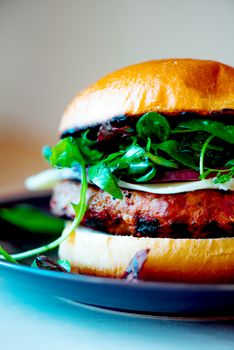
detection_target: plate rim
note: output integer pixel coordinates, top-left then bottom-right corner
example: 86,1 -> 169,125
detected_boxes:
1,259 -> 234,292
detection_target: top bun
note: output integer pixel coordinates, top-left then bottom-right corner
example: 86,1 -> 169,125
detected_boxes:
59,59 -> 234,136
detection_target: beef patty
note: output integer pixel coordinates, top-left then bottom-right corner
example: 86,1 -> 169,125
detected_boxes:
51,180 -> 234,238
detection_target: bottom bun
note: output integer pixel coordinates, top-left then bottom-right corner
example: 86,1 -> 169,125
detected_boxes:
59,224 -> 234,283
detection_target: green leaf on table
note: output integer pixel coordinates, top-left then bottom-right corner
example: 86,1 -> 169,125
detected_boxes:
0,205 -> 64,234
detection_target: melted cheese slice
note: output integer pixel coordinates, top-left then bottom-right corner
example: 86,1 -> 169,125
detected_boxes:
25,168 -> 234,194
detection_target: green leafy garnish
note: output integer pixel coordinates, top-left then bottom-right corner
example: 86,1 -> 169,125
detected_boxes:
127,159 -> 154,176
0,204 -> 64,234
136,112 -> 170,141
121,144 -> 145,162
49,137 -> 83,168
42,115 -> 233,195
225,159 -> 234,167
154,140 -> 198,169
213,165 -> 234,184
146,152 -> 178,168
0,246 -> 19,264
88,163 -> 123,199
0,138 -> 88,262
77,130 -> 104,164
133,166 -> 156,182
172,119 -> 234,144
199,135 -> 215,178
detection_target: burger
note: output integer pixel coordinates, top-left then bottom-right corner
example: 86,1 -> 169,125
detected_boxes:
26,58 -> 234,283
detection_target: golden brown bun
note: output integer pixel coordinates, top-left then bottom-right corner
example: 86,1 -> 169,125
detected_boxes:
59,224 -> 234,283
59,59 -> 234,135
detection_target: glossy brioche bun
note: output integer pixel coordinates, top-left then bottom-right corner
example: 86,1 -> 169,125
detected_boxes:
59,225 -> 234,283
59,59 -> 234,136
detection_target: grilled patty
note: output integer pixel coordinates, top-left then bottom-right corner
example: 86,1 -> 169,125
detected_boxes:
51,180 -> 234,238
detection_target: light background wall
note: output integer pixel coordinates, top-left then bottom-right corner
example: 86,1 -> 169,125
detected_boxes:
0,0 -> 233,195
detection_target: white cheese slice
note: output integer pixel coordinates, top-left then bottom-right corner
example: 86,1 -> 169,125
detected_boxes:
118,178 -> 234,194
25,168 -> 234,194
25,168 -> 80,191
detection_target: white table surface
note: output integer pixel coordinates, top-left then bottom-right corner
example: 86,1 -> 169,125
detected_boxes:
0,278 -> 234,350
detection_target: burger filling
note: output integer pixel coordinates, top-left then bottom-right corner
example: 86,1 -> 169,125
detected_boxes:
31,112 -> 234,238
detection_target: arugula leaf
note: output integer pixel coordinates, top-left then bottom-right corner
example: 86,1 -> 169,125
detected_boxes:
136,112 -> 170,141
121,144 -> 145,161
225,159 -> 234,167
0,246 -> 19,264
133,165 -> 156,182
104,150 -> 126,164
79,129 -> 96,146
10,141 -> 88,261
88,163 -> 123,199
77,130 -> 104,164
199,169 -> 212,179
0,205 -> 64,234
172,120 -> 234,144
127,160 -> 153,176
199,135 -> 214,178
146,152 -> 178,168
213,166 -> 234,184
72,199 -> 87,222
102,143 -> 159,185
191,142 -> 223,152
214,174 -> 232,184
146,137 -> 151,152
104,153 -> 127,172
154,141 -> 198,169
106,145 -> 145,173
49,137 -> 83,168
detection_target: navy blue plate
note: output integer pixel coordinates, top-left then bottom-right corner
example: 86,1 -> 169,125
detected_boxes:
0,193 -> 234,316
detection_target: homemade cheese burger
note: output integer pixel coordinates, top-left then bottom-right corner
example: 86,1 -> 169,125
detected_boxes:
27,59 -> 234,282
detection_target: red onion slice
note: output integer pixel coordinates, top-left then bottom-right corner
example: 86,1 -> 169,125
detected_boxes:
149,169 -> 214,182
